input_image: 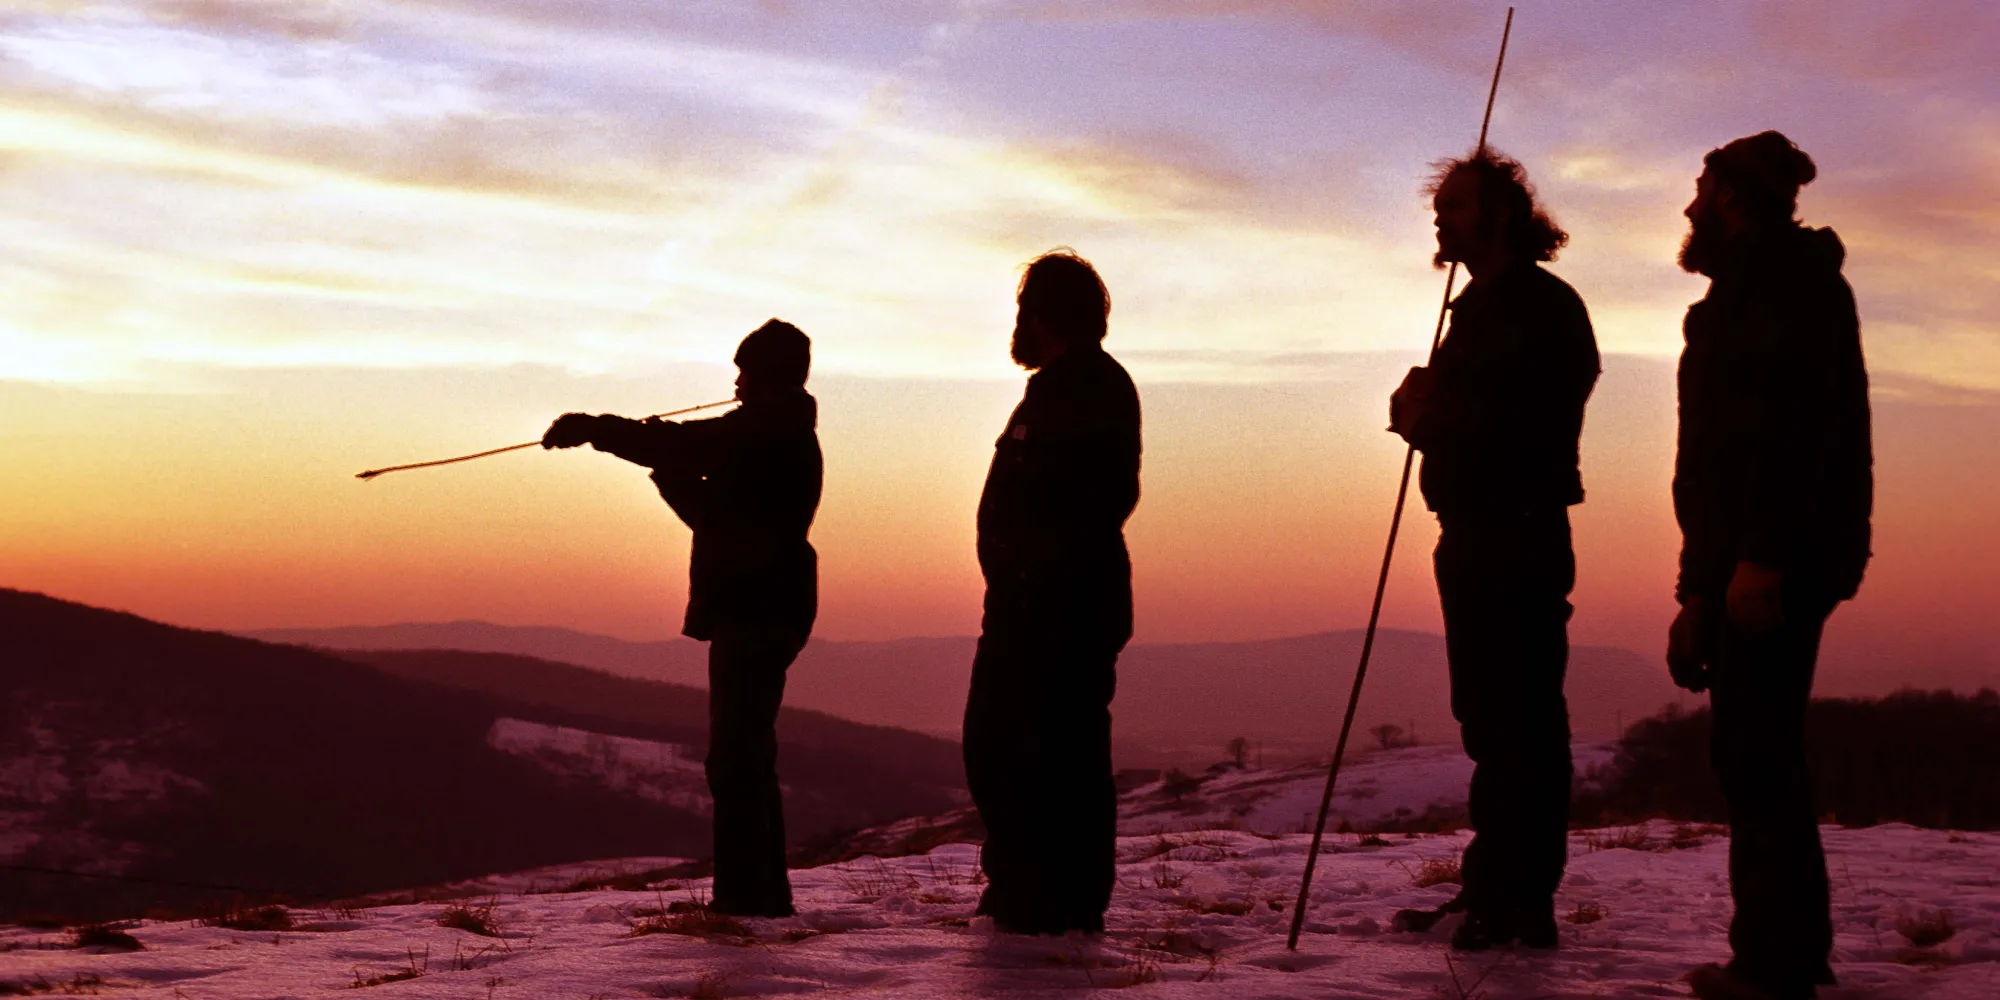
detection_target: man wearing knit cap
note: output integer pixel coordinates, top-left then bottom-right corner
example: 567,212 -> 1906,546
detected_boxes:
542,319 -> 822,917
1669,132 -> 1873,1000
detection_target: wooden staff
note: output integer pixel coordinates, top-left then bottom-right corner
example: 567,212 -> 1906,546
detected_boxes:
1286,5 -> 1515,951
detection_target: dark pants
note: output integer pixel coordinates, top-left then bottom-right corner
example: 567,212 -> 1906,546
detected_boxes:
1434,507 -> 1576,921
963,626 -> 1120,934
705,626 -> 803,917
1710,593 -> 1836,996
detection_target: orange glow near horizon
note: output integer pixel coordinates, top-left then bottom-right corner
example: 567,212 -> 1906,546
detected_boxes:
2,2 -> 1998,691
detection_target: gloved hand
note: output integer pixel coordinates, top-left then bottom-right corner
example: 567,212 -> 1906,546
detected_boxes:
542,412 -> 600,450
1666,597 -> 1714,693
1388,365 -> 1436,440
1725,560 -> 1784,633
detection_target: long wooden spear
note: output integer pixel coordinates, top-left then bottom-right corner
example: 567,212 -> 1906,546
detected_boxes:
1286,6 -> 1515,951
354,399 -> 736,481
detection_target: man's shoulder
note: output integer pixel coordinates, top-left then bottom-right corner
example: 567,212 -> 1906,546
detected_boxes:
1040,347 -> 1135,391
1516,264 -> 1587,311
1027,348 -> 1140,425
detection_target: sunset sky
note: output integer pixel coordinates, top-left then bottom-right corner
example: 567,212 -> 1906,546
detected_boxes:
2,2 -> 1996,685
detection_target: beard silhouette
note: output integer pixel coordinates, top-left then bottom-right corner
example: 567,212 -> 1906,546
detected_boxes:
1679,202 -> 1730,277
1010,321 -> 1044,370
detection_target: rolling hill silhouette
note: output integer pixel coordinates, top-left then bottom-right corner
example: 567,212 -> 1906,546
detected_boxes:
250,622 -> 1696,752
0,590 -> 961,921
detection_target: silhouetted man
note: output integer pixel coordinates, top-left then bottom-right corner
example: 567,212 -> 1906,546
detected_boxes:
542,320 -> 822,918
1390,151 -> 1599,950
1669,132 -> 1871,1000
964,251 -> 1141,935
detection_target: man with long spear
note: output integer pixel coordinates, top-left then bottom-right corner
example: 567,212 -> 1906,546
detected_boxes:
1389,151 -> 1599,950
1670,131 -> 1871,1000
541,319 -> 823,918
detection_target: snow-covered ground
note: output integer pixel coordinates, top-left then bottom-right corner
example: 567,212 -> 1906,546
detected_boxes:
1121,743 -> 1618,836
4,748 -> 1995,998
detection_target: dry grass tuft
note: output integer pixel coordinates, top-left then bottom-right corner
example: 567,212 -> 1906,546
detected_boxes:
832,858 -> 922,900
1128,832 -> 1234,863
1565,901 -> 1605,925
203,905 -> 294,932
630,908 -> 751,941
68,924 -> 143,952
1585,825 -> 1655,852
437,900 -> 502,938
351,945 -> 427,988
0,974 -> 106,996
1394,856 -> 1463,888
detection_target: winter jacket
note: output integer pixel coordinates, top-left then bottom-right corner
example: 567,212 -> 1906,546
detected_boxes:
1410,263 -> 1600,514
977,344 -> 1142,647
589,390 -> 822,642
1674,225 -> 1872,603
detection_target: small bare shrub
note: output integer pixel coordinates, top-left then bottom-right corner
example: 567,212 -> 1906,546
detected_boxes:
1394,856 -> 1462,888
1129,832 -> 1232,863
1151,856 -> 1186,890
1565,901 -> 1605,925
69,924 -> 143,952
0,974 -> 105,996
1093,950 -> 1162,989
1160,769 -> 1204,803
437,901 -> 502,937
1668,822 -> 1727,849
923,853 -> 970,886
1896,909 -> 1956,948
630,909 -> 750,940
203,905 -> 293,932
832,858 -> 921,900
1178,897 -> 1252,916
1585,825 -> 1654,852
351,945 -> 427,988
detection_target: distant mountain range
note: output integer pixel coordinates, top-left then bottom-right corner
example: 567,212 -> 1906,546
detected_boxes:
0,590 -> 962,922
247,621 -> 1700,753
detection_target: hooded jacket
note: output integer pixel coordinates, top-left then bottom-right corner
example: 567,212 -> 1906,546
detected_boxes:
1674,225 -> 1872,603
590,390 -> 822,643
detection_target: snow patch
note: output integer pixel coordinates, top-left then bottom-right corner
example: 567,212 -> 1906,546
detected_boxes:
486,717 -> 713,814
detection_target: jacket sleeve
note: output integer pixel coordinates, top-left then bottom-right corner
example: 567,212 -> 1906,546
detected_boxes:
1736,276 -> 1862,573
588,413 -> 735,530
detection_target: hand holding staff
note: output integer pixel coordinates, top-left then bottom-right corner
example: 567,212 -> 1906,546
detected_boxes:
354,399 -> 736,481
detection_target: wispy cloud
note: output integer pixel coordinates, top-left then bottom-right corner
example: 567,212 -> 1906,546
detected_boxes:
0,0 -> 1993,389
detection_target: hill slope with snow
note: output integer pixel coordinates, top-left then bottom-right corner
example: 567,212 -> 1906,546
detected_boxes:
5,746 -> 1993,998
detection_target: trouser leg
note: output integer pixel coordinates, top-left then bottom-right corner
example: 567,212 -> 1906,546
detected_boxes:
1435,509 -> 1576,920
1036,646 -> 1118,931
706,628 -> 799,916
965,632 -> 1035,925
1710,595 -> 1834,994
965,627 -> 1120,933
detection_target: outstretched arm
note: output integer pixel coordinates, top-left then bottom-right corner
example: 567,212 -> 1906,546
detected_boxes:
541,412 -> 708,470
